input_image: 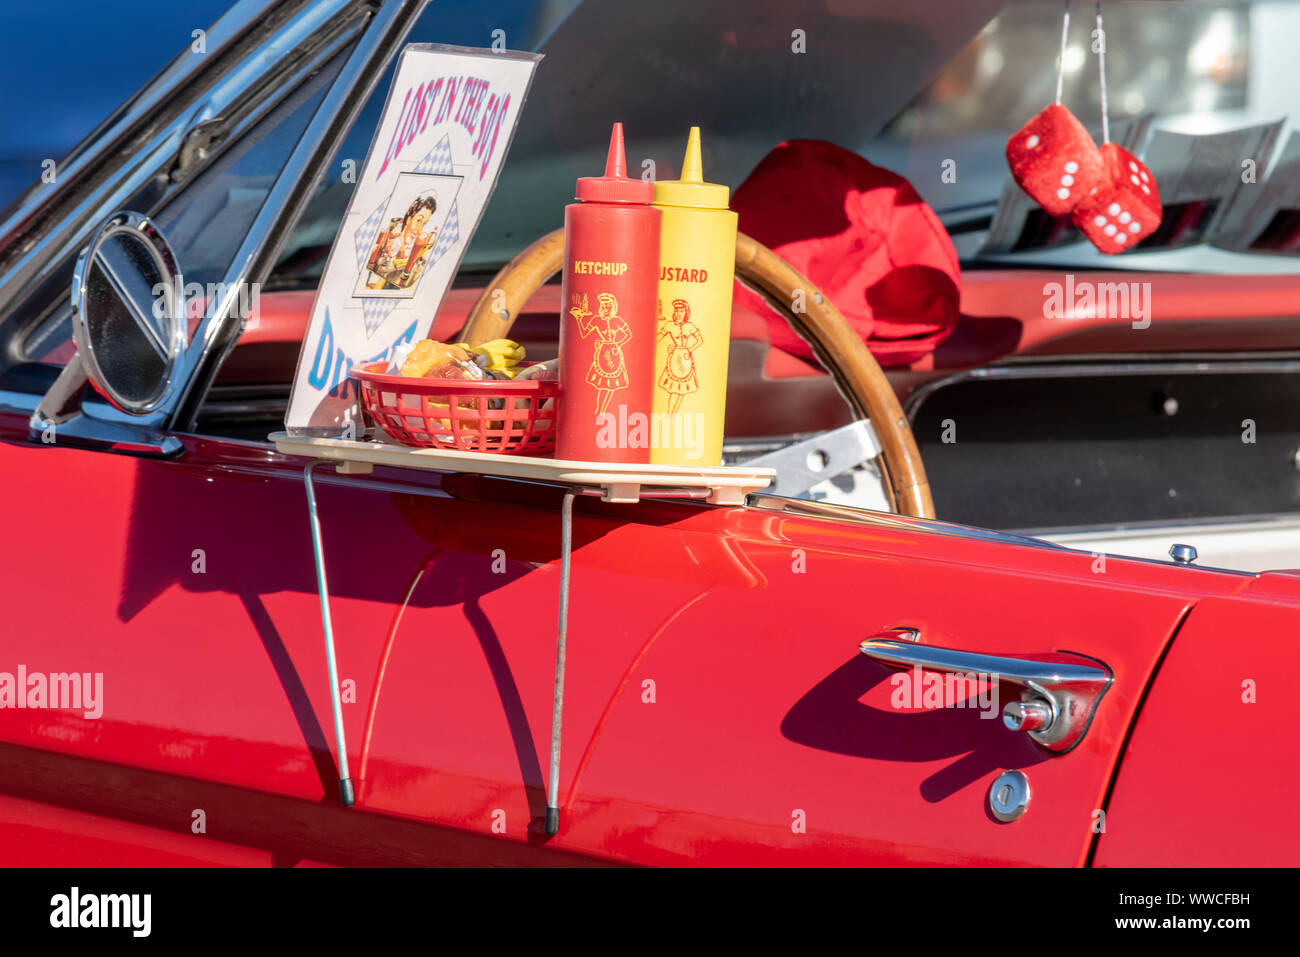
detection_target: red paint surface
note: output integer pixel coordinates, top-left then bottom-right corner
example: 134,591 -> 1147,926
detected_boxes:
4,402 -> 1290,865
1093,594 -> 1300,867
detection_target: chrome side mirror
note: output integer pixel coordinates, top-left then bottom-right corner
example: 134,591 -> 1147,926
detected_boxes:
31,211 -> 187,454
71,211 -> 186,413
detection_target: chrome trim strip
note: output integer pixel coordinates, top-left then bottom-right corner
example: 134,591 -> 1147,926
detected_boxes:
745,490 -> 1065,550
19,407 -> 182,458
747,489 -> 1255,575
195,401 -> 289,417
174,0 -> 428,431
10,375 -> 181,456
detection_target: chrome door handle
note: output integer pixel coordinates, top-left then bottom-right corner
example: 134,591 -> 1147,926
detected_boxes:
859,627 -> 1113,753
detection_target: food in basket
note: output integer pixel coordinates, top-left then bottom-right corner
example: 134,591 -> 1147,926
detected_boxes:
398,337 -> 527,379
506,359 -> 558,421
399,339 -> 472,377
351,357 -> 558,454
429,358 -> 486,380
513,358 -> 558,381
410,358 -> 504,439
425,361 -> 486,424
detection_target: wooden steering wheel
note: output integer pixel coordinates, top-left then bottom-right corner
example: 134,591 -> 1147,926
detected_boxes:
460,228 -> 935,518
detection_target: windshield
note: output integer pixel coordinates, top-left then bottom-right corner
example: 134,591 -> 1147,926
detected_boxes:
272,0 -> 1300,286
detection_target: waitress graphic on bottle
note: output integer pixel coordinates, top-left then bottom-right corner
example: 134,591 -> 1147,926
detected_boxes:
571,292 -> 631,415
656,297 -> 702,415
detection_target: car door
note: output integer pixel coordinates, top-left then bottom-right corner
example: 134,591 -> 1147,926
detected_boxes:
1,392 -> 1257,867
510,496 -> 1257,866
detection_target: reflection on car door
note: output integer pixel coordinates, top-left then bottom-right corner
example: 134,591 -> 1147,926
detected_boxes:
0,426 -> 1247,865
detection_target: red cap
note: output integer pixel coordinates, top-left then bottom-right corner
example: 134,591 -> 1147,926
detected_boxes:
731,139 -> 961,367
575,122 -> 653,204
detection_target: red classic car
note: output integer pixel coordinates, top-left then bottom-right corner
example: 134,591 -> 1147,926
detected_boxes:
0,0 -> 1297,867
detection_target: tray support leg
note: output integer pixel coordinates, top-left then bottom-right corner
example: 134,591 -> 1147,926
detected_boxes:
546,488 -> 577,834
304,461 -> 356,807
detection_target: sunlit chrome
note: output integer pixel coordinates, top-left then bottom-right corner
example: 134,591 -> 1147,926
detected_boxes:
859,628 -> 1112,753
69,211 -> 184,415
747,491 -> 1065,550
0,0 -> 364,322
173,0 -> 428,430
1002,699 -> 1053,733
4,0 -> 427,456
745,419 -> 882,500
25,406 -> 182,458
989,770 -> 1030,823
1169,543 -> 1199,564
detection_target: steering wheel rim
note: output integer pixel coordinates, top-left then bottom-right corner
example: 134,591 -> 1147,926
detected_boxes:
460,228 -> 934,519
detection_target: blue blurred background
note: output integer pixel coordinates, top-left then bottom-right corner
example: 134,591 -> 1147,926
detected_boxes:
2,0 -> 1282,277
0,0 -> 557,211
0,1 -> 232,208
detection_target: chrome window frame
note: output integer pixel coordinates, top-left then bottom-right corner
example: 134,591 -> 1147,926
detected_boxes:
0,0 -> 430,449
0,0 -> 347,313
171,0 -> 429,433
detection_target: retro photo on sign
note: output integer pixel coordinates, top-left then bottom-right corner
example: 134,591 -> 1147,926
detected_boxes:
354,171 -> 461,297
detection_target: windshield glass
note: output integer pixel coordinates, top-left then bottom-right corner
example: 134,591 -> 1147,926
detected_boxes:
272,0 -> 1300,286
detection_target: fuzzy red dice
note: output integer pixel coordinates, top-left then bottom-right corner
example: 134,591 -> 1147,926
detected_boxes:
1005,104 -> 1105,216
1072,143 -> 1163,254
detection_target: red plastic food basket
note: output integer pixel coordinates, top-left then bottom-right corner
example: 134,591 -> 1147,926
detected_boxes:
351,361 -> 558,455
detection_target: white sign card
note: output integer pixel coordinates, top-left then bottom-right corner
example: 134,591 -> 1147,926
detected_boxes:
285,43 -> 541,435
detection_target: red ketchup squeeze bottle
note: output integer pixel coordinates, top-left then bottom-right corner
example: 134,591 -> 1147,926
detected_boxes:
555,123 -> 662,463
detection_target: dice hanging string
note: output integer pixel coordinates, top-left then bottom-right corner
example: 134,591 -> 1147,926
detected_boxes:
1096,2 -> 1109,144
1055,1 -> 1071,106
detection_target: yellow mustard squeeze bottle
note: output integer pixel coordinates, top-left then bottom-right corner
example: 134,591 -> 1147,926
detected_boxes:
650,127 -> 737,466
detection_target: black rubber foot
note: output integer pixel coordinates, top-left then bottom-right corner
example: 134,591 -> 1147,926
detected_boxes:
340,777 -> 355,807
545,806 -> 560,835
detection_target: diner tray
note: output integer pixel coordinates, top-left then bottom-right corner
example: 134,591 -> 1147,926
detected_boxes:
268,431 -> 774,504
